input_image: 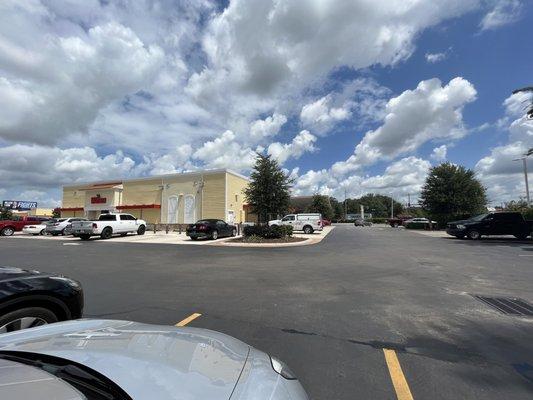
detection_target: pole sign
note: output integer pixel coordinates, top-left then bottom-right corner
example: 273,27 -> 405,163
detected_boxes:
2,200 -> 38,211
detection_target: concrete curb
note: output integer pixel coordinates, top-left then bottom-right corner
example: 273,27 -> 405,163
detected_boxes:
209,226 -> 335,248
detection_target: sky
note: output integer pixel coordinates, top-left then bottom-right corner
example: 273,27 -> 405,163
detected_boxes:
0,0 -> 532,208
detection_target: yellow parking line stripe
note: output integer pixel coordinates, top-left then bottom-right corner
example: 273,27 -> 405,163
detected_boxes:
383,349 -> 414,400
175,313 -> 202,327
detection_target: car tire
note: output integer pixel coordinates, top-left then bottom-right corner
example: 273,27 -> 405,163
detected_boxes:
303,225 -> 314,234
40,229 -> 46,235
137,225 -> 146,235
0,307 -> 58,333
467,230 -> 481,240
100,227 -> 113,239
393,223 -> 399,228
190,237 -> 197,241
79,234 -> 91,240
514,233 -> 528,240
232,228 -> 237,237
1,227 -> 15,236
211,230 -> 218,240
455,234 -> 465,239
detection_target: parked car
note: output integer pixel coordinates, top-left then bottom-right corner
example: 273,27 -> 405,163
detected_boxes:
268,213 -> 323,234
46,217 -> 87,236
0,267 -> 83,333
321,219 -> 331,226
446,212 -> 533,240
0,319 -> 309,399
21,221 -> 51,235
404,217 -> 437,230
71,213 -> 146,240
387,215 -> 413,227
0,216 -> 51,236
354,218 -> 372,227
186,219 -> 237,240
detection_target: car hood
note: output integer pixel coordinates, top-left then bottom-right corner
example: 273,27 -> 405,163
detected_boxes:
0,319 -> 250,400
447,219 -> 473,225
0,267 -> 53,282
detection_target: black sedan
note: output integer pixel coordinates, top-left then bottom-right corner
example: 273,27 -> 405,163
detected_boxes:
0,267 -> 83,333
186,219 -> 237,240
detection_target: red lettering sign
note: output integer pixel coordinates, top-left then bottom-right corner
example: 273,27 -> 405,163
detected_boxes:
91,196 -> 107,204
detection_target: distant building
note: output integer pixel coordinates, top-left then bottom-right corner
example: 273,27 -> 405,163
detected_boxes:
60,169 -> 251,224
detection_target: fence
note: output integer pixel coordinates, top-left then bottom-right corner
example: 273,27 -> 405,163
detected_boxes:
146,223 -> 244,235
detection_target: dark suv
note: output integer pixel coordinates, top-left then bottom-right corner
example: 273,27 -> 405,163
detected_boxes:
446,212 -> 533,240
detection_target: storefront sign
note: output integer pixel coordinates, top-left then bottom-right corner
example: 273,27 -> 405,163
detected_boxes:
90,195 -> 107,204
2,200 -> 38,210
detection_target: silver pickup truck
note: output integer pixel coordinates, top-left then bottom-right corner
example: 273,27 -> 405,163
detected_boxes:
71,213 -> 146,240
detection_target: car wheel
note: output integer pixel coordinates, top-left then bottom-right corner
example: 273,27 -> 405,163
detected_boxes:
211,230 -> 218,240
0,307 -> 58,333
232,228 -> 237,237
455,234 -> 465,239
100,227 -> 113,239
393,223 -> 399,228
137,225 -> 146,235
80,234 -> 91,240
1,227 -> 15,236
61,229 -> 66,236
40,229 -> 46,235
467,230 -> 481,240
514,234 -> 528,240
303,225 -> 314,234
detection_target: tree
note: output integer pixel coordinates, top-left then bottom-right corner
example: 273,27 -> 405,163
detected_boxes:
329,197 -> 344,221
0,207 -> 13,221
244,153 -> 292,223
307,194 -> 334,220
52,207 -> 61,218
420,163 -> 487,225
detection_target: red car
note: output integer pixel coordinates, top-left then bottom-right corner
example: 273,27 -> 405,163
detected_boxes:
0,216 -> 51,236
321,219 -> 331,226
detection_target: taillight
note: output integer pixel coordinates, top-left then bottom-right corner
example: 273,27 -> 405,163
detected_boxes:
197,225 -> 207,231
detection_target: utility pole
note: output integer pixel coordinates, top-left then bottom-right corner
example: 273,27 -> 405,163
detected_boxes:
514,152 -> 531,206
344,188 -> 347,220
390,196 -> 394,219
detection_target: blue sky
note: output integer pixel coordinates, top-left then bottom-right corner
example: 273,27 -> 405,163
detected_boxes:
0,0 -> 532,207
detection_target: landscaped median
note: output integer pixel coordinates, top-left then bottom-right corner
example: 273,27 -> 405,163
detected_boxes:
212,225 -> 334,247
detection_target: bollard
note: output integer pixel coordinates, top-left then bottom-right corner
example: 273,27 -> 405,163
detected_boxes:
153,224 -> 156,234
178,225 -> 182,234
165,225 -> 169,234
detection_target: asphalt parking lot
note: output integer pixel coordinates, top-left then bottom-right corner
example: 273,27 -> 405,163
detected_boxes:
1,225 -> 533,399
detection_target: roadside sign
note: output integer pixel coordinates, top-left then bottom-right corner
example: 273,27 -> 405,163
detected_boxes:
2,200 -> 38,210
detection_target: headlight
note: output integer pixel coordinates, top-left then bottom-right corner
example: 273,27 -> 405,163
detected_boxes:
270,356 -> 297,380
456,224 -> 466,229
50,276 -> 82,289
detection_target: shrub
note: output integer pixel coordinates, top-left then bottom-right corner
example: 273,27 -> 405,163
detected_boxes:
243,224 -> 293,238
369,217 -> 388,224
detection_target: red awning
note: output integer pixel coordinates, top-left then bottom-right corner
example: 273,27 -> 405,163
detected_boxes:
60,207 -> 84,211
116,204 -> 161,210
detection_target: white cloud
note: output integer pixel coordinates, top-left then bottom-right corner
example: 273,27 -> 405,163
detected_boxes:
0,20 -> 164,145
332,77 -> 476,174
431,145 -> 448,161
249,113 -> 287,141
192,130 -> 259,170
267,130 -> 317,164
425,52 -> 447,63
300,95 -> 351,134
480,0 -> 522,31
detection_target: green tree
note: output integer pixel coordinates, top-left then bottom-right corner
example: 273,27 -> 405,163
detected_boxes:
420,163 -> 487,225
0,207 -> 13,221
244,153 -> 292,223
306,194 -> 334,220
329,197 -> 344,221
52,207 -> 61,218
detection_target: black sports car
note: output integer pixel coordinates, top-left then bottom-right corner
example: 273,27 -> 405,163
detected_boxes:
186,219 -> 237,240
0,267 -> 84,333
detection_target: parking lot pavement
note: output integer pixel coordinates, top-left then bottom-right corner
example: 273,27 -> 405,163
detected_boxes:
1,225 -> 533,399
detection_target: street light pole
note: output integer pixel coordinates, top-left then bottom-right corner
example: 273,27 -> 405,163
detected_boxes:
514,153 -> 531,206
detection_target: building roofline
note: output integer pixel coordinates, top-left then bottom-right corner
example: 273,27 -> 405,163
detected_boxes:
62,168 -> 249,189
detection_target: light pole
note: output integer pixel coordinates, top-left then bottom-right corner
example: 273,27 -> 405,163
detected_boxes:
514,148 -> 533,206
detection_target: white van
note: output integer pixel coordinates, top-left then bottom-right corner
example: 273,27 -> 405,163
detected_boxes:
268,213 -> 323,234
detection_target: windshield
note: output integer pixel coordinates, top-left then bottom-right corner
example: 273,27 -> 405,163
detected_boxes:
469,213 -> 489,222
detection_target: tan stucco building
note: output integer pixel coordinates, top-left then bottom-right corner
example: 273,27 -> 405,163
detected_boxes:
60,169 -> 250,224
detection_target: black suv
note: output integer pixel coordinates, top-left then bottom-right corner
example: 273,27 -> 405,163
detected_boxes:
446,212 -> 533,240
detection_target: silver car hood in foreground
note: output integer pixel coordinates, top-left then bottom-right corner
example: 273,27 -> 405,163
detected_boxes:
0,319 -> 249,400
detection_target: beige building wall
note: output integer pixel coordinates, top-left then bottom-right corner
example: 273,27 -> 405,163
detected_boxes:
226,173 -> 249,223
62,187 -> 85,209
122,179 -> 161,206
202,172 -> 226,221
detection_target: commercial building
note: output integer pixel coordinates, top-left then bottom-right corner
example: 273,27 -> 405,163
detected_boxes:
60,169 -> 250,225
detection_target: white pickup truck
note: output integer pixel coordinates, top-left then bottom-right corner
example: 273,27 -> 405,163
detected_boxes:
71,213 -> 146,240
268,213 -> 323,234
